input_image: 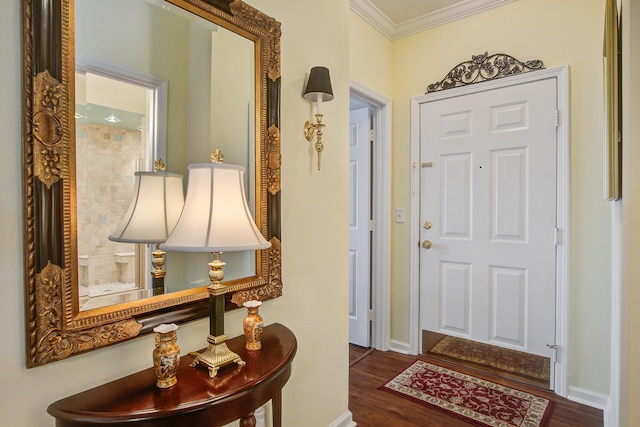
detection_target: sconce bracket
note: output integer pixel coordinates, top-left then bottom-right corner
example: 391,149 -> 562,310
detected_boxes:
303,114 -> 325,170
304,120 -> 319,141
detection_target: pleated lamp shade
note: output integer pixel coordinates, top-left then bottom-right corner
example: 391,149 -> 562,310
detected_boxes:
109,171 -> 184,244
161,163 -> 270,253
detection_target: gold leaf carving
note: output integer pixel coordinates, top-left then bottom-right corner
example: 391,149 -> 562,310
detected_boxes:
39,147 -> 62,183
266,124 -> 281,195
33,71 -> 66,188
231,237 -> 282,306
34,262 -> 142,365
33,71 -> 64,146
36,320 -> 143,365
230,1 -> 281,81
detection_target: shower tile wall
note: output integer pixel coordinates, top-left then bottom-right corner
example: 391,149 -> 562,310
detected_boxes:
76,123 -> 145,288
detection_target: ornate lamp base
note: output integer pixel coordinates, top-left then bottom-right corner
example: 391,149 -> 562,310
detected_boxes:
190,334 -> 245,378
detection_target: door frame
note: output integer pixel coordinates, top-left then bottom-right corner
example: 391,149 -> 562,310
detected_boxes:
350,80 -> 392,350
409,66 -> 570,396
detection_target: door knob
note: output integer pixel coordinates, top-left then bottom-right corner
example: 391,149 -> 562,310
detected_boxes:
421,240 -> 432,249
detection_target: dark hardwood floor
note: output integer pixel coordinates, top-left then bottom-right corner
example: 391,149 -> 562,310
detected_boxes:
349,345 -> 604,427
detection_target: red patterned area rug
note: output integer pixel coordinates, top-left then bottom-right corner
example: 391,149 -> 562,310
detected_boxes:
380,360 -> 554,427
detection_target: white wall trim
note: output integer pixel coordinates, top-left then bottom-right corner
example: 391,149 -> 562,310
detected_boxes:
393,0 -> 518,40
409,67 -> 570,396
568,386 -> 610,411
349,0 -> 395,39
610,201 -> 623,427
350,0 -> 518,40
254,405 -> 266,427
604,393 -> 617,427
552,66 -> 571,398
350,80 -> 392,351
389,339 -> 412,355
329,410 -> 357,427
611,3 -> 636,426
409,101 -> 421,356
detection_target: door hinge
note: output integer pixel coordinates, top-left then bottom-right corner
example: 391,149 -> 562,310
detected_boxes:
369,129 -> 375,142
547,344 -> 558,363
367,309 -> 374,322
368,220 -> 375,232
555,109 -> 560,127
554,228 -> 561,246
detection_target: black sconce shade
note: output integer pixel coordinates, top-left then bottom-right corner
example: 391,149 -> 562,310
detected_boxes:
303,66 -> 334,102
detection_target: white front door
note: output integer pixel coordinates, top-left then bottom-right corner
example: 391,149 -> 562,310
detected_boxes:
349,107 -> 371,347
419,77 -> 558,358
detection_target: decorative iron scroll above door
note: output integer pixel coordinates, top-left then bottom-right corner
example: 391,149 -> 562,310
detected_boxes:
426,52 -> 545,93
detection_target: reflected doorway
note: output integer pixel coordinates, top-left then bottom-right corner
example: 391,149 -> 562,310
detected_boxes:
75,64 -> 167,311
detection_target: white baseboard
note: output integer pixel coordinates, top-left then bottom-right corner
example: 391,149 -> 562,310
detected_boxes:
603,396 -> 616,427
389,339 -> 412,355
567,385 -> 609,410
329,411 -> 356,427
255,406 -> 266,427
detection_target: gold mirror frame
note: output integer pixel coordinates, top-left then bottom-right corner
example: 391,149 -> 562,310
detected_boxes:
603,0 -> 621,201
22,0 -> 281,367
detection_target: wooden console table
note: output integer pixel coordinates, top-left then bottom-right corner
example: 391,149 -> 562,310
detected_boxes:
48,323 -> 297,427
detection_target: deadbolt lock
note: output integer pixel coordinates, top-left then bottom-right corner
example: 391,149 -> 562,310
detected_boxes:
421,240 -> 432,249
423,221 -> 432,230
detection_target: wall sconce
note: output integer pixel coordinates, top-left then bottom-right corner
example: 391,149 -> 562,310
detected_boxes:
303,66 -> 334,170
108,160 -> 184,296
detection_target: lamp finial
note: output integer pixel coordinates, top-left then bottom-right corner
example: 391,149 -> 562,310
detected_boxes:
210,149 -> 225,164
154,159 -> 167,171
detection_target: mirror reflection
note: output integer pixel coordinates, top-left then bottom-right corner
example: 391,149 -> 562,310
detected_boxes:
23,0 -> 281,367
75,0 -> 256,311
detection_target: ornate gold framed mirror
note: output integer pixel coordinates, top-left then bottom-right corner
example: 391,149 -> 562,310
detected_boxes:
22,0 -> 281,367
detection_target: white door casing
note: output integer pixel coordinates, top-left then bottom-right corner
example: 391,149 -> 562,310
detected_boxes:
350,81 -> 393,352
349,107 -> 371,347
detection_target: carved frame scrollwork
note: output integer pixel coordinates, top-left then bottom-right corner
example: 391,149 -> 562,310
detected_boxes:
22,0 -> 282,367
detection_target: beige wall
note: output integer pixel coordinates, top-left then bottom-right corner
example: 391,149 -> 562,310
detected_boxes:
0,0 -> 351,426
349,12 -> 393,96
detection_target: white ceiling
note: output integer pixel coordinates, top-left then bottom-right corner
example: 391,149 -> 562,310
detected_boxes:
350,0 -> 518,40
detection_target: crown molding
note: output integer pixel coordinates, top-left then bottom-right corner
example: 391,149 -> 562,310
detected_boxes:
350,0 -> 396,39
350,0 -> 518,40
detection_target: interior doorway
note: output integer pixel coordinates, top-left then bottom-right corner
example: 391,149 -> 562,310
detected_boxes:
420,76 -> 558,352
348,82 -> 392,351
417,76 -> 559,390
409,66 -> 570,395
75,58 -> 168,310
